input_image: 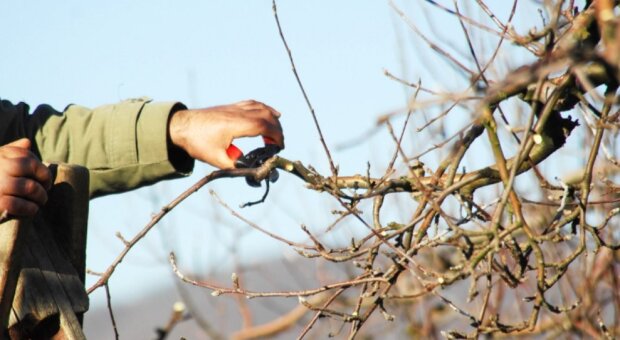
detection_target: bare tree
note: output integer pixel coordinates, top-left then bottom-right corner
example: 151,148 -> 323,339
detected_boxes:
91,0 -> 620,338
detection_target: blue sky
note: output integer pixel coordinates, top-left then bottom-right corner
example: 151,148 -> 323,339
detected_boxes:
1,0 -> 410,311
1,0 -> 567,334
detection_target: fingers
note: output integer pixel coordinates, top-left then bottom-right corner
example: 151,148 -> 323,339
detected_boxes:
1,153 -> 52,190
0,138 -> 52,218
1,144 -> 34,159
258,121 -> 285,148
0,177 -> 48,207
239,100 -> 282,118
0,195 -> 39,217
6,138 -> 32,149
234,101 -> 285,148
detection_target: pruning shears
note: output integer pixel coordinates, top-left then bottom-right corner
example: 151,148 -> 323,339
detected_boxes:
226,137 -> 281,187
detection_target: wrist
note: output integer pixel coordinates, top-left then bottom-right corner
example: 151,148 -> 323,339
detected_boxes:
168,107 -> 188,150
167,105 -> 193,172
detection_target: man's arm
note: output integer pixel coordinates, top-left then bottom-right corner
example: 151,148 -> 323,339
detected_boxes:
1,98 -> 194,197
0,97 -> 283,216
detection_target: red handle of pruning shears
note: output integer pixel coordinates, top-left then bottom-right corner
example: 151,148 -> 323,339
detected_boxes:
226,144 -> 243,162
226,137 -> 278,162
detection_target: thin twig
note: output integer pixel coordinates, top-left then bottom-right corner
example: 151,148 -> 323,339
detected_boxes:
87,164 -> 278,294
170,252 -> 385,298
104,283 -> 120,340
272,0 -> 338,177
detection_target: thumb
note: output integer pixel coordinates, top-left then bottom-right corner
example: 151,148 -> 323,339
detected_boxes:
7,138 -> 31,149
211,149 -> 236,169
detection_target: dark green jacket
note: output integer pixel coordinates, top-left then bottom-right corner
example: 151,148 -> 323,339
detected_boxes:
0,97 -> 194,198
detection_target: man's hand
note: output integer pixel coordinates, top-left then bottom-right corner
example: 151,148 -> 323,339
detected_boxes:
0,138 -> 51,218
168,100 -> 284,169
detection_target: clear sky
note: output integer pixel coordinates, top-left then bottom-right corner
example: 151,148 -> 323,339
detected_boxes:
1,0 -> 557,333
1,0 -> 409,310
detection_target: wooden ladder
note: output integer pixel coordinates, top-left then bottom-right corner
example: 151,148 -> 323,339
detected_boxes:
0,164 -> 89,339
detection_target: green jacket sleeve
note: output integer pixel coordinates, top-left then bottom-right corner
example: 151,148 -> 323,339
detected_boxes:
0,97 -> 194,198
